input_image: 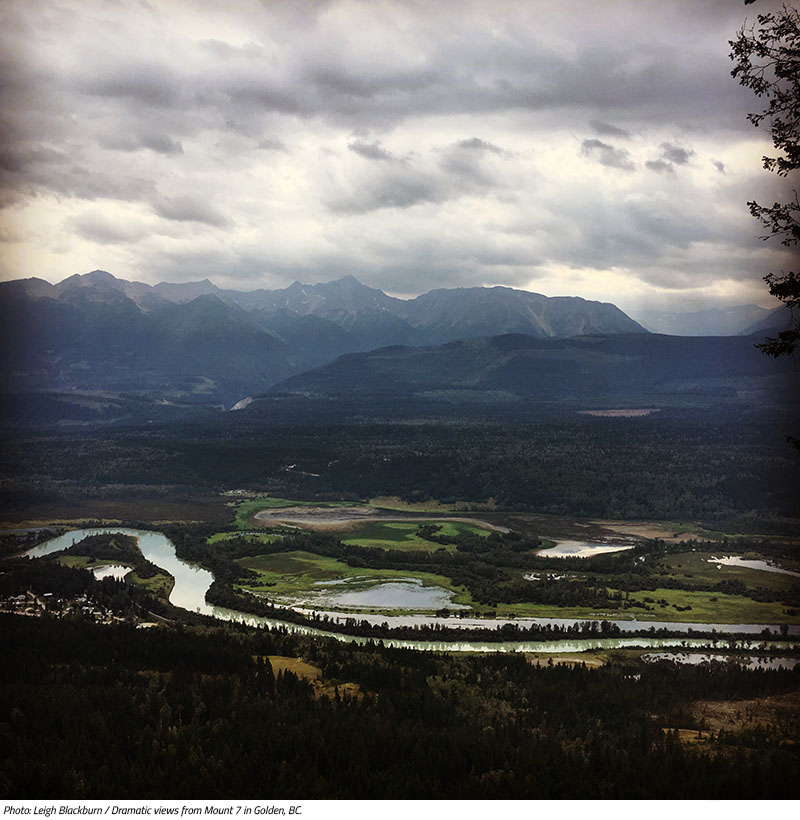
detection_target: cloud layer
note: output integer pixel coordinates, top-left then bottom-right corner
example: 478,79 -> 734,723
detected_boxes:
0,0 -> 794,312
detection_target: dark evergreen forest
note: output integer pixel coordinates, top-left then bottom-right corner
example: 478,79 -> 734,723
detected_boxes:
2,402 -> 798,524
2,615 -> 799,799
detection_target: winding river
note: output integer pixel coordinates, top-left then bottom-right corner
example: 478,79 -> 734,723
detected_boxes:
25,528 -> 800,653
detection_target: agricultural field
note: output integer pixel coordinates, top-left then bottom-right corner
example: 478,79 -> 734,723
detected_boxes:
340,520 -> 491,550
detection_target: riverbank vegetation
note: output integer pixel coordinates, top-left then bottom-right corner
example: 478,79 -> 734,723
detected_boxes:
184,520 -> 800,624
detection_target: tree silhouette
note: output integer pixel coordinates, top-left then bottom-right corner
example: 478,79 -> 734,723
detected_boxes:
730,2 -> 800,362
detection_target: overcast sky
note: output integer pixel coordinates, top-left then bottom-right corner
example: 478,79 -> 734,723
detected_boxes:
0,0 -> 795,313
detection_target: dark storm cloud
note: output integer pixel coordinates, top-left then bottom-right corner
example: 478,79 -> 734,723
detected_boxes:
212,73 -> 306,117
333,135 -> 510,214
327,166 -> 447,213
580,139 -> 635,172
438,138 -> 508,186
309,63 -> 439,104
644,142 -> 696,175
645,159 -> 674,175
257,138 -> 287,151
99,133 -> 184,155
78,62 -> 185,109
0,145 -> 69,176
152,196 -> 232,228
456,138 -> 504,155
590,120 -> 631,139
41,165 -> 158,203
348,141 -> 398,162
35,4 -> 739,138
660,142 -> 695,165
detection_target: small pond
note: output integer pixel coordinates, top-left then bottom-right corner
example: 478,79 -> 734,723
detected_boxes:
707,556 -> 800,578
537,540 -> 635,558
309,578 -> 468,610
91,564 -> 132,581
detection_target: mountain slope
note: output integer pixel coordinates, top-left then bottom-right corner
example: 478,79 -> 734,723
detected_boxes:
740,305 -> 793,336
395,285 -> 646,343
272,332 -> 798,407
0,288 -> 301,406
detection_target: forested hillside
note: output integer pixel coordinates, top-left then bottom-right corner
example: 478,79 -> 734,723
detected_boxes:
3,404 -> 797,524
2,616 -> 799,799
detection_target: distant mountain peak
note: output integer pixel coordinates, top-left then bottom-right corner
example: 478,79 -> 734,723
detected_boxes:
322,274 -> 372,290
154,277 -> 218,290
59,269 -> 118,288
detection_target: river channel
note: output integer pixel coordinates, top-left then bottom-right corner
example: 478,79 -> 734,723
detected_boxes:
26,528 -> 800,653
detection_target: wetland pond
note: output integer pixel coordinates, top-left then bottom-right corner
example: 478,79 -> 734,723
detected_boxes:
295,577 -> 469,610
25,528 -> 800,651
91,564 -> 132,581
537,540 -> 635,558
707,556 -> 800,578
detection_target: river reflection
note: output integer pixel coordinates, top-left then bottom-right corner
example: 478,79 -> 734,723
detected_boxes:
27,528 -> 800,651
26,528 -> 215,615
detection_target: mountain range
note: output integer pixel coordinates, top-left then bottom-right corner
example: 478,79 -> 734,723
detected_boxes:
1,270 -> 646,407
1,269 -> 794,422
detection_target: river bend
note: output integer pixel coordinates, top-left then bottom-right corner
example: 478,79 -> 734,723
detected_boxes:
26,528 -> 800,652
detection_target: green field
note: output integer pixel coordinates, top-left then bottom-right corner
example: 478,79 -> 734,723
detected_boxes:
652,551 -> 800,591
491,550 -> 800,624
56,555 -> 119,572
127,570 -> 174,600
463,592 -> 800,624
624,586 -> 798,624
340,520 -> 490,551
